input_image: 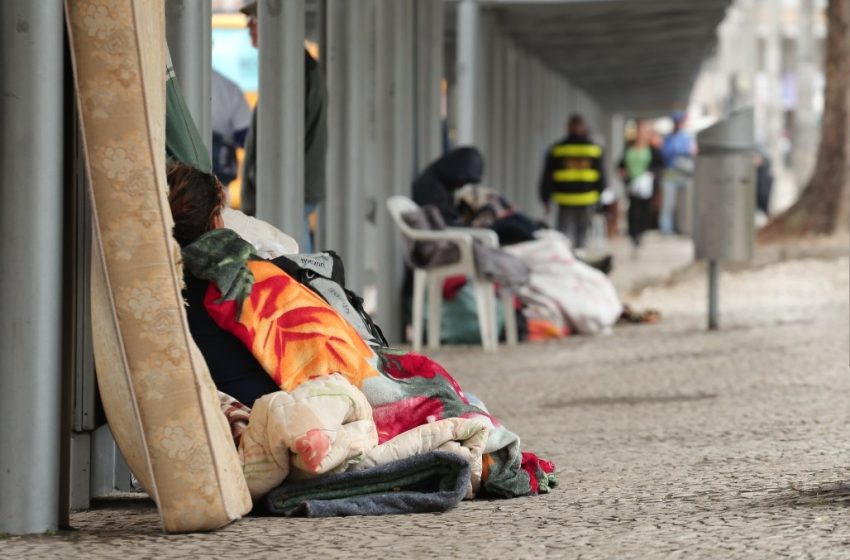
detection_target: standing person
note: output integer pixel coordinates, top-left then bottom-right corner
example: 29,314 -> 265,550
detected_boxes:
240,1 -> 328,253
659,111 -> 696,235
754,147 -> 774,218
619,120 -> 663,256
211,69 -> 252,187
538,114 -> 606,250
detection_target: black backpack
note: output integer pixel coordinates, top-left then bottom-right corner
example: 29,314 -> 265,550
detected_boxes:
270,251 -> 389,348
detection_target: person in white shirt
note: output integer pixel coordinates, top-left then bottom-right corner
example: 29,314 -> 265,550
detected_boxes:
211,69 -> 252,185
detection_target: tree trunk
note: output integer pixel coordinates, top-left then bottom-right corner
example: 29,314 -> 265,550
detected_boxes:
759,0 -> 850,242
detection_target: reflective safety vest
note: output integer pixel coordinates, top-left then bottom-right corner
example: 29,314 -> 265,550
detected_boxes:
549,141 -> 603,206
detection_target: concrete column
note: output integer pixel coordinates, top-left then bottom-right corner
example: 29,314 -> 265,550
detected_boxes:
322,0 -> 366,290
257,0 -> 305,244
525,59 -> 540,212
322,0 -> 347,255
373,0 -> 415,343
165,0 -> 212,151
0,0 -> 65,534
362,0 -> 378,285
503,42 -> 519,206
475,10 -> 493,164
456,0 -> 479,145
489,29 -> 507,194
414,0 -> 444,173
793,0 -> 819,186
516,53 -> 535,214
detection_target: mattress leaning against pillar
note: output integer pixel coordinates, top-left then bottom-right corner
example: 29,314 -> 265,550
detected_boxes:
65,0 -> 252,532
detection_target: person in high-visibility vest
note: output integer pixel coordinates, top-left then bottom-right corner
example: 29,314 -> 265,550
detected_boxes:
538,114 -> 606,250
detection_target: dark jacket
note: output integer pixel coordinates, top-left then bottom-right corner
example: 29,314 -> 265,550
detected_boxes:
183,273 -> 279,408
412,147 -> 484,225
538,134 -> 606,206
241,50 -> 328,215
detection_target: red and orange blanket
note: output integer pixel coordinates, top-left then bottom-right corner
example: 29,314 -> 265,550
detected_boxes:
184,228 -> 556,498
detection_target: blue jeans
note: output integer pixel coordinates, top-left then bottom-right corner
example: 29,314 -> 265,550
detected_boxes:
660,172 -> 688,235
302,203 -> 318,253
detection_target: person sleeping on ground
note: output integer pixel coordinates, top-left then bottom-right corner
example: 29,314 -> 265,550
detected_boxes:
167,163 -> 557,500
169,164 -> 280,407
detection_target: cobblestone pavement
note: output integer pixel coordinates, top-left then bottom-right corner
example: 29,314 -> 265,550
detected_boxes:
606,231 -> 694,295
3,257 -> 849,559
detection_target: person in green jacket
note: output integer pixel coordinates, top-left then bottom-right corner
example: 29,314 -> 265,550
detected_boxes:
239,2 -> 328,253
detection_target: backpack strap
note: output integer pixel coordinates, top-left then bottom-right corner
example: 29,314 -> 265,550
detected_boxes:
269,253 -> 389,348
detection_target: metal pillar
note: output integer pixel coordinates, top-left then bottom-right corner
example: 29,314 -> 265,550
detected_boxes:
414,0 -> 444,173
0,0 -> 65,534
372,0 -> 415,343
362,0 -> 379,287
475,11 -> 493,164
489,30 -> 507,194
515,55 -> 533,213
257,0 -> 305,244
165,0 -> 212,151
708,260 -> 720,330
503,42 -> 519,206
456,0 -> 479,145
323,0 -> 366,291
322,0 -> 347,256
530,60 -> 547,213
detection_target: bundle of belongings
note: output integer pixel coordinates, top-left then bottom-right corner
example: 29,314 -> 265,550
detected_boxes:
504,230 -> 623,337
401,196 -> 622,342
455,185 -> 545,247
186,221 -> 557,517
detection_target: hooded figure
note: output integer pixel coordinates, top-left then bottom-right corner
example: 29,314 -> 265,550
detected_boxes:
412,147 -> 484,225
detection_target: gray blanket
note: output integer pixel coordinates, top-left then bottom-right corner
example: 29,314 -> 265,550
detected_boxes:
264,451 -> 471,517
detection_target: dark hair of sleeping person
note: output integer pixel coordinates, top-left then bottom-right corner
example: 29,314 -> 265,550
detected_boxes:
166,163 -> 280,407
167,163 -> 226,248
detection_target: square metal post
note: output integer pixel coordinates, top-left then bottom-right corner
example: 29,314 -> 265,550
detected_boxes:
456,0 -> 479,146
257,0 -> 306,243
1,0 -> 65,535
165,0 -> 212,151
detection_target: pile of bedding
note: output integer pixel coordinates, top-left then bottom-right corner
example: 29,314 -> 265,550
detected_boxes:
187,228 -> 556,516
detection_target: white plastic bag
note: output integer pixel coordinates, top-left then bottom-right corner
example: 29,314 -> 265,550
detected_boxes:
629,172 -> 654,199
506,230 -> 622,334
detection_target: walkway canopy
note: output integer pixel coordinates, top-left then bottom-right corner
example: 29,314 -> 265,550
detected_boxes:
462,0 -> 733,114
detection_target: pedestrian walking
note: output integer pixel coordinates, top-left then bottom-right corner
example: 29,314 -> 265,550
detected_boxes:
538,114 -> 606,250
659,111 -> 696,235
619,120 -> 663,255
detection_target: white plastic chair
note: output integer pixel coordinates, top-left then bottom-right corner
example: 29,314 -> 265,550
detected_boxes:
386,195 -> 518,352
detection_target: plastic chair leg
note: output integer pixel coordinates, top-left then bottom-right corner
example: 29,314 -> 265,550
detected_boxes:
473,280 -> 496,351
502,291 -> 518,346
412,268 -> 427,353
426,275 -> 442,350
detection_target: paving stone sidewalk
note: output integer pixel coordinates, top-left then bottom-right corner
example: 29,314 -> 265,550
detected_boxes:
2,255 -> 849,559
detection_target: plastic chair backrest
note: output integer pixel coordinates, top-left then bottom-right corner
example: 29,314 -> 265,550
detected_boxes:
386,195 -> 423,238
